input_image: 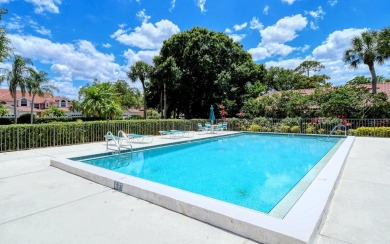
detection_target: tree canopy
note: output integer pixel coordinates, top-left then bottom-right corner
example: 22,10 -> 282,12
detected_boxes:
149,27 -> 265,118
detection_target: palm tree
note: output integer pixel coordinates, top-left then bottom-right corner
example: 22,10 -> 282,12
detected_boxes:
127,61 -> 152,119
0,55 -> 32,124
27,69 -> 58,124
79,82 -> 122,119
344,30 -> 385,94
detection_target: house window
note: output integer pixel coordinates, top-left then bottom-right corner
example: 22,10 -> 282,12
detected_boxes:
20,98 -> 28,107
34,104 -> 40,109
60,100 -> 66,107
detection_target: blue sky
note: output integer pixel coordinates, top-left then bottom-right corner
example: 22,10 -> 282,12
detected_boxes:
0,0 -> 389,99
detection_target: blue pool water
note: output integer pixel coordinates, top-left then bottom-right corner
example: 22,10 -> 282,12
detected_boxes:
80,133 -> 341,213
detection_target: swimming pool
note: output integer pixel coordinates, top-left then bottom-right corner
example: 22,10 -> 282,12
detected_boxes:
51,132 -> 354,243
79,133 -> 341,215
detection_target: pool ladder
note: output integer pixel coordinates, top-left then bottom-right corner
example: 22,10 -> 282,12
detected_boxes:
327,125 -> 347,138
105,131 -> 133,154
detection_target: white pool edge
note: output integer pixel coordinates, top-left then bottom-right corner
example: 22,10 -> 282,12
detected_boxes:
50,136 -> 355,244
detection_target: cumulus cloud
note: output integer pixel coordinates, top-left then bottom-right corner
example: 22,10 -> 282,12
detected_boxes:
260,14 -> 307,44
24,0 -> 62,14
123,49 -> 159,66
312,28 -> 366,60
111,19 -> 180,49
196,0 -> 207,13
8,34 -> 125,84
282,0 -> 297,5
248,14 -> 308,61
225,28 -> 233,34
102,43 -> 112,48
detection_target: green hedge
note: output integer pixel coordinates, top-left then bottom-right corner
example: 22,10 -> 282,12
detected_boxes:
0,119 -> 206,152
352,127 -> 390,137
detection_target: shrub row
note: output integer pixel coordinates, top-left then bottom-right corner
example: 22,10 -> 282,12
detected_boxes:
0,119 -> 205,152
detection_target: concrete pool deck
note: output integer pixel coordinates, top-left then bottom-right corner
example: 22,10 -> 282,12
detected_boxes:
0,134 -> 389,243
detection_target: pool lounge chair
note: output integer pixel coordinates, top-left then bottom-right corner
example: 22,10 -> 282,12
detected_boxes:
159,130 -> 183,138
127,133 -> 153,143
170,130 -> 195,138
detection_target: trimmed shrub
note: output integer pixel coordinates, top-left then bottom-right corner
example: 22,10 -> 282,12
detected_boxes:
290,125 -> 300,133
354,127 -> 390,137
248,124 -> 261,132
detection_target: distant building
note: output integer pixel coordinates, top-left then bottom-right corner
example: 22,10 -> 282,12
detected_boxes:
0,89 -> 82,118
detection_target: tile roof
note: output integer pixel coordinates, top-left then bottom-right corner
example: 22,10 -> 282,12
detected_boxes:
0,89 -> 69,104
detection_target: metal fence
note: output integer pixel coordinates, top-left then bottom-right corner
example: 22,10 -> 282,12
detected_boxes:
0,118 -> 389,152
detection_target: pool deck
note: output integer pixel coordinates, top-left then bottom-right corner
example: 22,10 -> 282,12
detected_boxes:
0,133 -> 389,243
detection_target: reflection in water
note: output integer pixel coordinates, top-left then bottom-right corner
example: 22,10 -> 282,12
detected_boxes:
82,134 -> 339,213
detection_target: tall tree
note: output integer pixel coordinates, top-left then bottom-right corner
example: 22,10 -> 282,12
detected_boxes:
295,61 -> 325,78
344,30 -> 386,94
152,27 -> 262,118
0,55 -> 32,124
127,61 -> 152,119
153,56 -> 181,118
0,8 -> 11,63
113,79 -> 142,109
27,69 -> 58,124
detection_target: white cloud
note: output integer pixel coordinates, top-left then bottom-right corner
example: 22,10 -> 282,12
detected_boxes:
233,22 -> 247,31
260,14 -> 307,44
5,15 -> 24,33
328,0 -> 337,7
305,6 -> 325,30
8,34 -> 125,85
312,28 -> 366,60
263,5 -> 269,15
300,44 -> 311,53
225,28 -> 232,34
250,17 -> 263,30
249,43 -> 296,60
282,0 -> 297,5
228,34 -> 246,43
102,43 -> 112,48
5,14 -> 51,37
196,0 -> 207,13
169,0 -> 176,12
111,19 -> 180,49
28,19 -> 51,37
248,14 -> 308,61
24,0 -> 62,14
265,58 -> 305,69
306,6 -> 325,19
123,49 -> 159,66
136,9 -> 151,23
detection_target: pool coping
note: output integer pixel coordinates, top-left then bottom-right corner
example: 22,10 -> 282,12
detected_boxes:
50,134 -> 355,244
